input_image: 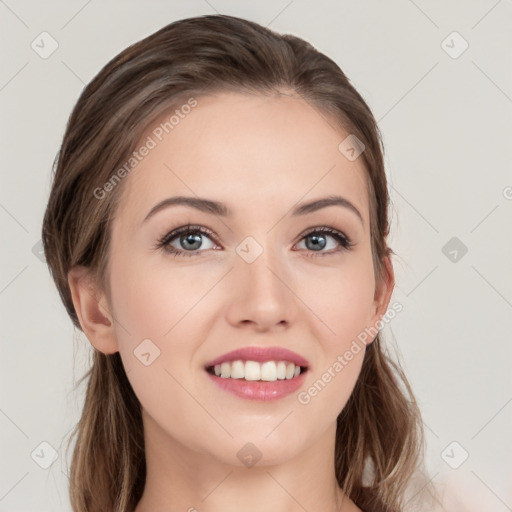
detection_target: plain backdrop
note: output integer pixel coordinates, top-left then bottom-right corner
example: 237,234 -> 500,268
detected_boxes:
1,1 -> 511,511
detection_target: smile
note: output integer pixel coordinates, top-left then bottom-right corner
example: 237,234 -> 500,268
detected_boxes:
206,360 -> 307,381
204,346 -> 309,401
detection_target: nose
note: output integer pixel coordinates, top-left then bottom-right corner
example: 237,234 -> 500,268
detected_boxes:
224,244 -> 298,332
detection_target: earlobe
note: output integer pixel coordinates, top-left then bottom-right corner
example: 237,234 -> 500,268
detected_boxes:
67,266 -> 119,354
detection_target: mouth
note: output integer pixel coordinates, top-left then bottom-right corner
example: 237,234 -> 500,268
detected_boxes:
203,346 -> 310,400
206,360 -> 308,381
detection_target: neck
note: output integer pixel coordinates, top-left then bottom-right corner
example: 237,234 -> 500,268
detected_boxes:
134,410 -> 355,512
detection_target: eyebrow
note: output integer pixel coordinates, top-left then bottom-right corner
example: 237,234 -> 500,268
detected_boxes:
142,194 -> 364,224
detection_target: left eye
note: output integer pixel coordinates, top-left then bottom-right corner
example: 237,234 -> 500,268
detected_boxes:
295,229 -> 352,254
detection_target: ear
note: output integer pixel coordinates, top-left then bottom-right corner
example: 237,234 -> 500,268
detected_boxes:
367,254 -> 395,344
67,265 -> 119,354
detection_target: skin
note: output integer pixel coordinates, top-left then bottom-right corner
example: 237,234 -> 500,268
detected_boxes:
68,90 -> 394,512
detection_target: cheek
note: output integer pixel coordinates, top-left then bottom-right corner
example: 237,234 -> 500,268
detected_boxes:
109,256 -> 226,399
109,255 -> 218,342
296,253 -> 376,344
109,259 -> 215,438
295,260 -> 373,421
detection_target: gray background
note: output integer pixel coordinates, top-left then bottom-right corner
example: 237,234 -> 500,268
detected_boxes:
1,1 -> 511,510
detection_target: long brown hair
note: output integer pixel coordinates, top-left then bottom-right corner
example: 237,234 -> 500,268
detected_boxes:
42,14 -> 429,512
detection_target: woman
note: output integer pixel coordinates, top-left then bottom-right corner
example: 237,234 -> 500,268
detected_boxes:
42,14 -> 428,512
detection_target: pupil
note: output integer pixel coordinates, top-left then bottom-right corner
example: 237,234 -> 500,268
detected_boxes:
306,234 -> 326,251
182,233 -> 202,250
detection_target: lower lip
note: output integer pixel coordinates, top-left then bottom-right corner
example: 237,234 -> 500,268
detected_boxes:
206,371 -> 307,401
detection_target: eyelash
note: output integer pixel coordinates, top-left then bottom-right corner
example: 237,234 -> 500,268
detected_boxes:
154,224 -> 354,258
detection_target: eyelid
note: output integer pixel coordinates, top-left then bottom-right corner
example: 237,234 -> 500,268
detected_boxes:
157,224 -> 218,246
154,224 -> 221,256
294,226 -> 354,252
155,223 -> 353,257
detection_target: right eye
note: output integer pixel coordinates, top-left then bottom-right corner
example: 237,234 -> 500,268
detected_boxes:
155,225 -> 219,257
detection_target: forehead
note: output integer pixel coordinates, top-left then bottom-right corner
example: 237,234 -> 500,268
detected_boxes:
116,91 -> 370,226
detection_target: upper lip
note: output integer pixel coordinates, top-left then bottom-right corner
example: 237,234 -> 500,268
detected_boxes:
204,346 -> 309,369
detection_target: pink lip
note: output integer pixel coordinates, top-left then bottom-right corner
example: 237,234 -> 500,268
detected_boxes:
206,371 -> 307,401
204,346 -> 309,368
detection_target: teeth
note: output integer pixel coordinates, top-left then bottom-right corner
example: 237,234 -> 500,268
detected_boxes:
220,362 -> 231,378
230,360 -> 245,379
276,361 -> 286,379
211,360 -> 304,381
245,361 -> 261,381
260,361 -> 276,381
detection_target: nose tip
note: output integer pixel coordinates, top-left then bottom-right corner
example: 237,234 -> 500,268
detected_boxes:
225,245 -> 296,331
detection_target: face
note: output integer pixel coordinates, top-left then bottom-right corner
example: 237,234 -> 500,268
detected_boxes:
95,91 -> 392,466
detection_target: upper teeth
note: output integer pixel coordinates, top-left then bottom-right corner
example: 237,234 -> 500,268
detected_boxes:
213,360 -> 303,381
